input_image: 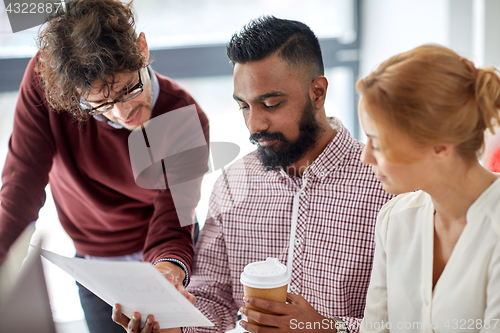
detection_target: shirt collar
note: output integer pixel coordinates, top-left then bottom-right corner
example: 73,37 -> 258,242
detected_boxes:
305,117 -> 352,179
92,66 -> 159,129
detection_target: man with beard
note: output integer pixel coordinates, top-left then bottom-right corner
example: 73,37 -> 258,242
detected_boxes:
248,93 -> 322,174
0,1 -> 208,332
115,16 -> 391,333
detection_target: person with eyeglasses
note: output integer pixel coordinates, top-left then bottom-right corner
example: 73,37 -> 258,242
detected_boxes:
0,1 -> 208,333
81,69 -> 144,116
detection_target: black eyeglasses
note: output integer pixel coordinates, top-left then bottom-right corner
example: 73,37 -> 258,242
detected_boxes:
80,70 -> 144,115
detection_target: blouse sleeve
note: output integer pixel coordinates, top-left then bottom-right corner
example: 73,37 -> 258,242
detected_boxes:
360,198 -> 398,333
482,237 -> 500,332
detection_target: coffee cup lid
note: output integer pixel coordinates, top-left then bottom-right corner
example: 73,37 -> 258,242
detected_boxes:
240,257 -> 290,289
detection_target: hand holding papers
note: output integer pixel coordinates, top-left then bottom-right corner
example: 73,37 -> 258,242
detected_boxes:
40,249 -> 213,329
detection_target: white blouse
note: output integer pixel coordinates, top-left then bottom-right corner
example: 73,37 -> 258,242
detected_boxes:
360,178 -> 500,333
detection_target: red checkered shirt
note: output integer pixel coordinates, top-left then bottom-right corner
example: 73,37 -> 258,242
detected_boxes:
187,118 -> 393,333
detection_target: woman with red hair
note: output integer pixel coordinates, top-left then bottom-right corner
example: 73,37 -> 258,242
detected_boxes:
357,45 -> 500,332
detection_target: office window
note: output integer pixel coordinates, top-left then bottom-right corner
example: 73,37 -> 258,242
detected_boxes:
0,0 -> 355,57
133,0 -> 354,48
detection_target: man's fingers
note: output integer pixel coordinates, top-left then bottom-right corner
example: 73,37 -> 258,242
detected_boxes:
285,293 -> 303,304
240,306 -> 277,327
239,319 -> 276,333
112,303 -> 130,328
153,322 -> 163,333
177,286 -> 196,304
243,296 -> 288,315
112,304 -> 158,333
141,315 -> 155,333
127,312 -> 142,333
180,288 -> 196,304
186,291 -> 196,304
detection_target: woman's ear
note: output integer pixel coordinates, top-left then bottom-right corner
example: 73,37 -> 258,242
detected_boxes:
433,144 -> 454,160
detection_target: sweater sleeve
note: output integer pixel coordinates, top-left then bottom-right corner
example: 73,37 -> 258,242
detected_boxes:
0,56 -> 55,264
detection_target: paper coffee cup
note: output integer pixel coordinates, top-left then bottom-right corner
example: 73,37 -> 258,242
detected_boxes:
240,258 -> 290,325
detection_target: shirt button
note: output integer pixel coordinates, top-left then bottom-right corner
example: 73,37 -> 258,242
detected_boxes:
319,171 -> 326,178
300,190 -> 306,197
294,238 -> 302,246
290,284 -> 298,292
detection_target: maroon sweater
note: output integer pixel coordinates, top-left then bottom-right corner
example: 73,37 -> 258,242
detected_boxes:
0,56 -> 209,277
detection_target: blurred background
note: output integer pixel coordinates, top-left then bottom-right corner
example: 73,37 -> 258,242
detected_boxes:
1,0 -> 500,331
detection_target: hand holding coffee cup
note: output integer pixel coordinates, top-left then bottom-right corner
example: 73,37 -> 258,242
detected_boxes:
240,257 -> 290,325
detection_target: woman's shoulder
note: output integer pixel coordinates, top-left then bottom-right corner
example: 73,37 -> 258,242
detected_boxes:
375,191 -> 431,243
478,177 -> 500,235
379,190 -> 430,218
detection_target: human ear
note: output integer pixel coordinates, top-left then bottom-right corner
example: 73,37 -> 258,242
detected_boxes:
433,144 -> 453,159
137,32 -> 149,63
309,76 -> 328,109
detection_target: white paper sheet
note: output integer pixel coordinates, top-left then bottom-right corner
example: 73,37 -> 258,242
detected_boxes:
40,249 -> 213,329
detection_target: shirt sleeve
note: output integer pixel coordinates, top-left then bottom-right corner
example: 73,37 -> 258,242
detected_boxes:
359,198 -> 398,333
0,56 -> 55,264
184,175 -> 239,333
339,316 -> 362,333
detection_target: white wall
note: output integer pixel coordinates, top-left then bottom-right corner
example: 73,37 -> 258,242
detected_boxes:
358,0 -> 500,157
359,0 -> 450,78
360,0 -> 500,75
357,0 -> 450,140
